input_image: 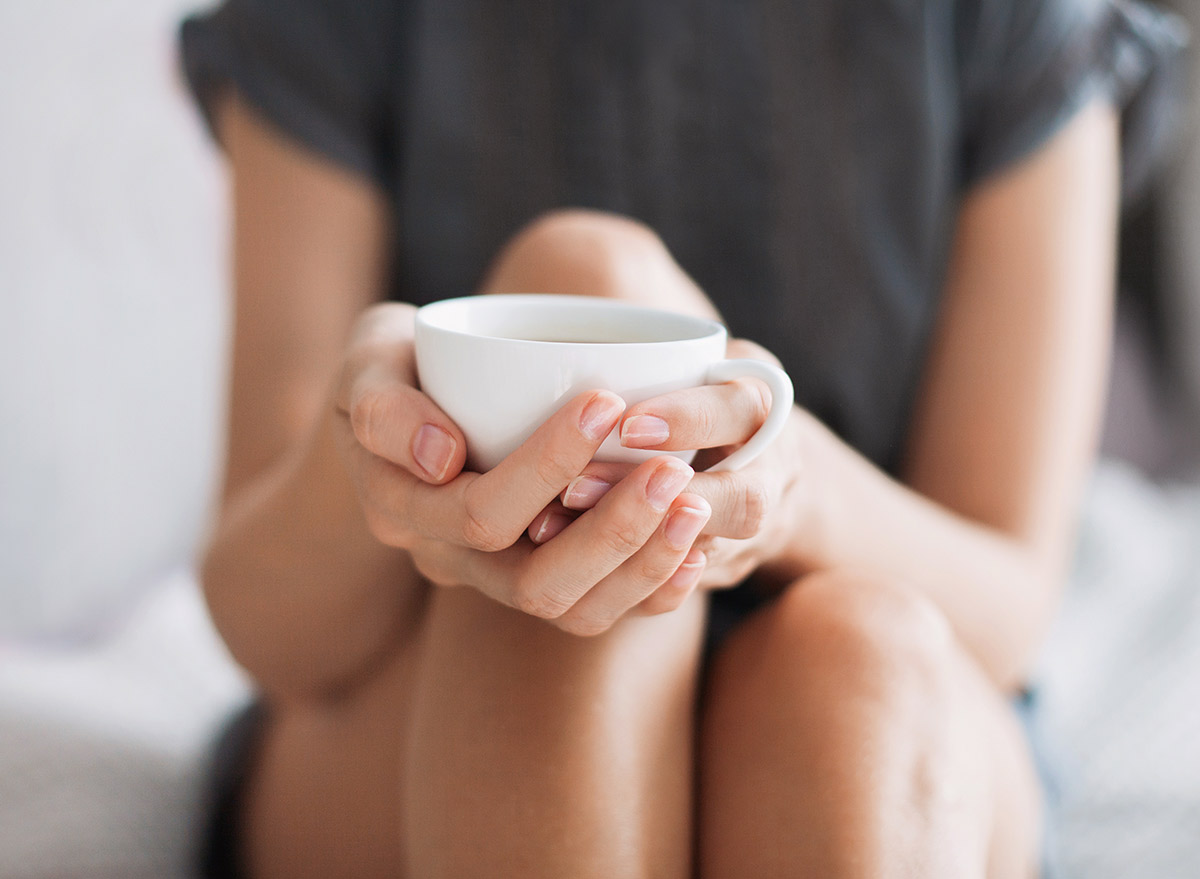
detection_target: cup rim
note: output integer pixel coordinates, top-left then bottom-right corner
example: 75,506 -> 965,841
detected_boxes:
414,294 -> 727,347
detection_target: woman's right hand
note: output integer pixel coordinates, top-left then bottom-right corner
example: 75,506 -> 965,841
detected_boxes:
333,303 -> 712,636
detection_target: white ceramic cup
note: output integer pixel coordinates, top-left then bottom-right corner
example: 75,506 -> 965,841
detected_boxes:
414,294 -> 794,473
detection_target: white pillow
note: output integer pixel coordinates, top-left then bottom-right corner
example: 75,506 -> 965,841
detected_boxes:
0,0 -> 228,641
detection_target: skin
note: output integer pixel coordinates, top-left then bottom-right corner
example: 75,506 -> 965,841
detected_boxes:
203,90 -> 1117,878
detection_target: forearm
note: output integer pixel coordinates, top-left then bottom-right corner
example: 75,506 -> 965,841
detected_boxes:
204,408 -> 424,701
775,409 -> 1063,691
770,104 -> 1116,691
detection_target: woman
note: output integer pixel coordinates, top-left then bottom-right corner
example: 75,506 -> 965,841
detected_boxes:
181,0 -> 1180,876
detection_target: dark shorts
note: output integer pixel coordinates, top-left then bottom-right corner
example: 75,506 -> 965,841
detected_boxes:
1014,687 -> 1064,879
198,700 -> 268,879
199,592 -> 1061,879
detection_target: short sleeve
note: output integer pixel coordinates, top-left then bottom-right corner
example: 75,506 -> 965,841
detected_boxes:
179,0 -> 400,187
957,0 -> 1188,196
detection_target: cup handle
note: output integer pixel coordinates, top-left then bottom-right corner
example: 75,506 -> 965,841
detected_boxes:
701,359 -> 794,472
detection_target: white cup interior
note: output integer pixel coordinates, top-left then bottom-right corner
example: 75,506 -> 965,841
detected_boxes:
417,295 -> 724,345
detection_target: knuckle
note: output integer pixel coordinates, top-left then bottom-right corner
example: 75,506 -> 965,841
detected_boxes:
733,480 -> 771,538
511,588 -> 544,617
511,576 -> 569,620
461,496 -> 515,552
634,555 -> 677,589
601,520 -> 648,558
739,377 -> 772,427
692,403 -> 720,443
349,388 -> 390,453
536,444 -> 583,483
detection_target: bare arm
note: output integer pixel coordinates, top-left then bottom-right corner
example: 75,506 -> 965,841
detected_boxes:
202,96 -> 423,701
494,101 -> 1116,690
521,101 -> 1116,692
203,100 -> 722,700
778,100 -> 1118,688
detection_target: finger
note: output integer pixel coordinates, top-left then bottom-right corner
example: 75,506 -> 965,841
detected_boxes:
366,389 -> 624,551
550,491 -> 711,636
560,475 -> 614,511
335,306 -> 467,484
617,336 -> 783,453
565,459 -> 776,541
637,548 -> 707,616
619,378 -> 772,451
456,390 -> 626,549
527,500 -> 576,545
675,470 -> 772,540
558,461 -> 644,510
344,369 -> 468,484
512,457 -> 695,620
560,459 -> 635,510
340,441 -> 456,549
408,537 -> 532,609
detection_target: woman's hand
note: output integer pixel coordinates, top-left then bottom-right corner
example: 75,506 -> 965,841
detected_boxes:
333,302 -> 714,636
533,339 -> 809,594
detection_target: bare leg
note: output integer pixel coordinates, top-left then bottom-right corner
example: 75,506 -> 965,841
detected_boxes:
241,210 -> 717,879
243,589 -> 705,879
405,588 -> 705,877
700,571 -> 1042,879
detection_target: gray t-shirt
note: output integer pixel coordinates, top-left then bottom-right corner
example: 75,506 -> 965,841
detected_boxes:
181,0 -> 1182,473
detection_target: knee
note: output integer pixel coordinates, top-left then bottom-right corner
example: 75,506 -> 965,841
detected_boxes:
733,571 -> 957,701
481,209 -> 717,316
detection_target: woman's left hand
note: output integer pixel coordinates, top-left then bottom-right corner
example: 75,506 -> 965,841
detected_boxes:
526,339 -> 811,609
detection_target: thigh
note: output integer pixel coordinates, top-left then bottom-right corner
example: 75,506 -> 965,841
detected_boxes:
239,625 -> 422,879
404,585 -> 708,878
241,583 -> 708,879
699,573 -> 1042,879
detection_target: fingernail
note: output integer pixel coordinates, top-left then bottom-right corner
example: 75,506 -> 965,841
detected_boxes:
667,549 -> 707,590
413,424 -> 456,480
664,505 -> 710,551
531,510 -> 572,545
562,475 -> 612,510
621,415 -> 670,448
645,460 -> 693,510
580,392 -> 626,441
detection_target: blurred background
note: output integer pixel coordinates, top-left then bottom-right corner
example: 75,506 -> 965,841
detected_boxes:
0,0 -> 1197,876
0,2 -> 249,876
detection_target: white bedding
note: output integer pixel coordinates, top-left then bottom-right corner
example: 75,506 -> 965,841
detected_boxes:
0,569 -> 249,879
1037,461 -> 1200,878
0,3 -> 246,875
